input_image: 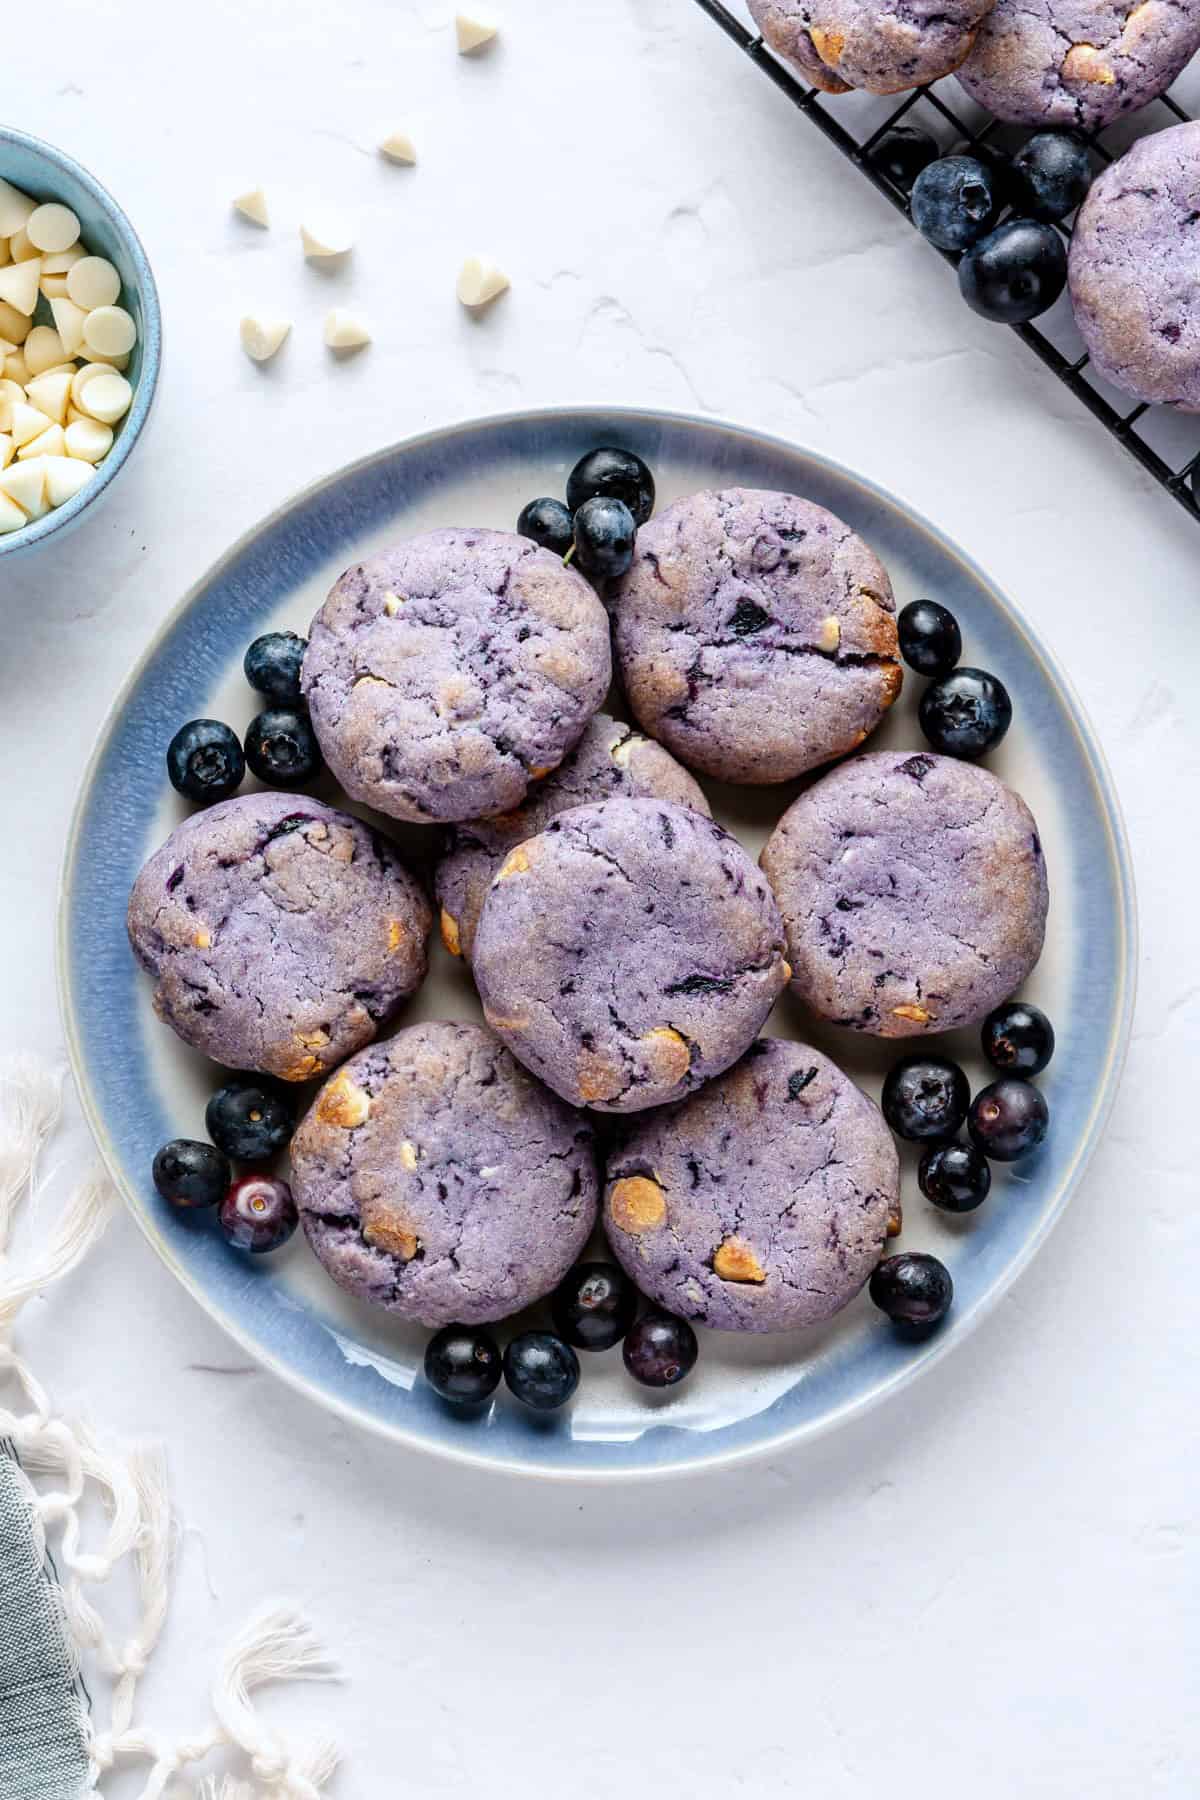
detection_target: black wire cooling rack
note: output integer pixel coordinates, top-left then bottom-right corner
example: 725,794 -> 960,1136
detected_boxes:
696,0 -> 1200,525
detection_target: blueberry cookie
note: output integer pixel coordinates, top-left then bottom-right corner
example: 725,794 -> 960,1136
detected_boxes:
290,1021 -> 598,1327
472,797 -> 791,1112
604,1039 -> 899,1332
749,0 -> 995,95
612,488 -> 902,785
127,793 -> 431,1081
301,529 -> 612,824
957,0 -> 1200,130
435,713 -> 710,962
760,751 -> 1048,1037
1069,123 -> 1200,409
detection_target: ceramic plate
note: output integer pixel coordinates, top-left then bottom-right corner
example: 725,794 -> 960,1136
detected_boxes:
59,408 -> 1136,1481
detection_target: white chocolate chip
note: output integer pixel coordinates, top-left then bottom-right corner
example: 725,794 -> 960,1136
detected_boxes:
0,259 -> 44,317
64,416 -> 112,462
456,254 -> 509,309
233,186 -> 270,227
77,371 -> 133,424
25,369 -> 73,425
26,203 -> 81,254
379,129 -> 417,164
9,400 -> 50,448
456,11 -> 498,53
65,255 -> 121,311
8,228 -> 39,263
71,362 -> 110,409
4,353 -> 30,385
239,314 -> 292,363
0,178 -> 36,239
18,422 -> 67,460
41,246 -> 85,276
0,434 -> 12,470
82,305 -> 137,358
22,327 -> 68,378
324,308 -> 371,350
43,454 -> 94,506
49,295 -> 87,358
40,274 -> 70,300
0,301 -> 32,345
0,491 -> 24,532
1,456 -> 49,515
300,218 -> 354,259
817,616 -> 841,653
0,240 -> 7,270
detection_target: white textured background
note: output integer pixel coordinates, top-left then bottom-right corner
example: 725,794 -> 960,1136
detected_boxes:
4,1 -> 1197,1793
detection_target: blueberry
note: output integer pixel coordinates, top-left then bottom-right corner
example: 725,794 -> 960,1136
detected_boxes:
516,497 -> 575,557
910,156 -> 999,252
968,1078 -> 1048,1161
572,496 -> 636,582
1012,132 -> 1091,224
152,1139 -> 230,1209
948,139 -> 1015,206
566,446 -> 655,526
958,220 -> 1067,324
503,1331 -> 580,1411
897,598 -> 962,678
217,1175 -> 298,1253
869,125 -> 940,193
244,631 -> 308,704
881,1055 -> 970,1142
166,720 -> 245,804
424,1325 -> 503,1404
205,1078 -> 294,1162
870,1252 -> 954,1333
918,666 -> 1012,758
919,1140 -> 992,1213
622,1310 -> 698,1388
982,1000 -> 1055,1076
244,706 -> 323,787
551,1261 -> 638,1352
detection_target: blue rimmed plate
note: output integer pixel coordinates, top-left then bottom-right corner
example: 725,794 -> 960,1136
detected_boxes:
58,408 -> 1136,1481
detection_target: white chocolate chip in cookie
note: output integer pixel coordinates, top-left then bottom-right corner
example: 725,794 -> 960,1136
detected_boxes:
713,1237 -> 767,1284
495,845 -> 531,882
399,1140 -> 419,1171
817,616 -> 841,653
439,907 -> 462,957
609,1175 -> 667,1234
1062,43 -> 1116,83
641,1026 -> 691,1085
316,1071 -> 371,1128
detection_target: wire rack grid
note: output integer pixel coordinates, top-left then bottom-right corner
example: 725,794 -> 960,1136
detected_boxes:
695,0 -> 1200,526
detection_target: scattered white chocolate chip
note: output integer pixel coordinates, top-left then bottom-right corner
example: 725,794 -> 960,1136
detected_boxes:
233,186 -> 270,227
65,255 -> 121,311
324,308 -> 371,350
456,11 -> 498,53
22,327 -> 68,378
239,314 -> 292,363
78,371 -> 133,424
0,178 -> 36,239
26,203 -> 81,255
64,416 -> 112,462
379,129 -> 417,164
44,454 -> 94,506
0,259 -> 43,317
456,254 -> 509,309
82,305 -> 137,359
300,218 -> 354,259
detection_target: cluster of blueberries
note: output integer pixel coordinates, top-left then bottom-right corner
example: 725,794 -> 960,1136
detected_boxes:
898,596 -> 1011,758
871,125 -> 1092,326
153,1077 -> 299,1253
166,630 -> 323,804
871,998 -> 1055,1333
515,445 -> 655,577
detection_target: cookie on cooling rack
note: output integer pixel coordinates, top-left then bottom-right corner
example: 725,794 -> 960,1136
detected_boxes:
749,0 -> 996,95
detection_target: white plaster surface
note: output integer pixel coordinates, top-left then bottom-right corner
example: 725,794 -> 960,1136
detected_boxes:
2,1 -> 1196,1793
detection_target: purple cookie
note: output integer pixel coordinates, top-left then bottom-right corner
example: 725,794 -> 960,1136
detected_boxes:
127,793 -> 431,1081
957,0 -> 1200,130
472,797 -> 791,1113
435,713 -> 710,962
604,1039 -> 899,1333
1069,123 -> 1200,410
749,0 -> 994,94
760,751 -> 1048,1037
290,1021 -> 598,1327
301,528 -> 612,824
612,489 -> 902,785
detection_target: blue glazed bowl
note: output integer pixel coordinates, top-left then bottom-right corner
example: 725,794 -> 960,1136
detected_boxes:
0,126 -> 161,559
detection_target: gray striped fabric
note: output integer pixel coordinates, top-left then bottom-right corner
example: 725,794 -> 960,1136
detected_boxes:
0,1439 -> 90,1799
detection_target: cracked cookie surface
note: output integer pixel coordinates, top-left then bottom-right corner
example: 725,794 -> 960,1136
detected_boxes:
300,528 -> 612,823
435,712 -> 710,962
749,0 -> 995,95
957,0 -> 1200,129
126,792 -> 432,1081
611,488 -> 901,785
1068,123 -> 1200,410
760,751 -> 1048,1037
290,1021 -> 599,1326
604,1038 -> 899,1332
472,797 -> 790,1113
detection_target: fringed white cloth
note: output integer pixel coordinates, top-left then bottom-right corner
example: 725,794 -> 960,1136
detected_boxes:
0,1056 -> 341,1798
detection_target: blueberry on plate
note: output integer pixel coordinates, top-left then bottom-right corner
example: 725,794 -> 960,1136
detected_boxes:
516,496 -> 575,557
958,220 -> 1067,324
881,1055 -> 970,1141
244,631 -> 308,704
968,1078 -> 1049,1161
870,1252 -> 953,1333
982,1000 -> 1055,1076
897,598 -> 962,678
1012,131 -> 1091,224
206,1078 -> 294,1162
551,1261 -> 638,1352
868,125 -> 940,193
152,1139 -> 230,1209
565,446 -> 655,526
244,706 -> 323,787
503,1331 -> 580,1411
217,1175 -> 298,1253
572,496 -> 637,582
918,666 -> 1012,758
919,1140 -> 991,1213
166,720 -> 245,804
622,1311 -> 698,1388
948,138 -> 1015,206
910,155 -> 999,252
424,1325 -> 503,1404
